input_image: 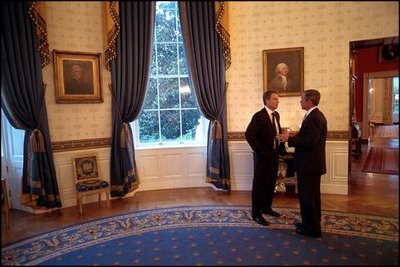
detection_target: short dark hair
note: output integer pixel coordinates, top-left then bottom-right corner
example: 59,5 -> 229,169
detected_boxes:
263,90 -> 278,105
304,89 -> 321,106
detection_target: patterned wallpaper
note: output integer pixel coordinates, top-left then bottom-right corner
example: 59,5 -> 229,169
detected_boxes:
43,2 -> 111,142
42,2 -> 398,142
227,1 -> 399,132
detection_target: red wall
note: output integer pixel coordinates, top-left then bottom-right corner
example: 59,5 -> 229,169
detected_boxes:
354,46 -> 398,122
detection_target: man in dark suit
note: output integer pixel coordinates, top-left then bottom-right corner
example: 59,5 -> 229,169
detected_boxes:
280,89 -> 327,237
245,90 -> 286,226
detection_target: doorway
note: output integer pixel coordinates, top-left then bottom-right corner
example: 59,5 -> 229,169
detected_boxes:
1,110 -> 26,212
362,72 -> 399,141
349,36 -> 399,176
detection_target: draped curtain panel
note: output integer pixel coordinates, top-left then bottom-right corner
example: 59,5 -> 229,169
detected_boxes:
179,2 -> 231,190
1,2 -> 61,208
109,2 -> 155,197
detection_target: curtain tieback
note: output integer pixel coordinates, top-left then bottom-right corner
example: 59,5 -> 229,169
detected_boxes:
120,122 -> 132,148
30,129 -> 45,152
211,120 -> 222,140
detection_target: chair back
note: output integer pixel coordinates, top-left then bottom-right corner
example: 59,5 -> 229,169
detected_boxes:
73,153 -> 101,185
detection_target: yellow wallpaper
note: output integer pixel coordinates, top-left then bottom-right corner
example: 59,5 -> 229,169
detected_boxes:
227,1 -> 399,132
42,2 -> 398,142
43,2 -> 111,142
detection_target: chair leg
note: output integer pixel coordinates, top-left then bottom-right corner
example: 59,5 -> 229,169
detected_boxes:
79,195 -> 83,215
76,192 -> 80,213
106,189 -> 110,208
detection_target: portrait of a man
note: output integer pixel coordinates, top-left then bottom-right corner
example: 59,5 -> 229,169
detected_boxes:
263,47 -> 304,96
53,50 -> 103,103
63,61 -> 94,95
268,62 -> 296,93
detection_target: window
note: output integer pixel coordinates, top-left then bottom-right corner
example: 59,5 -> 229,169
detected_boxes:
392,77 -> 399,115
132,1 -> 208,148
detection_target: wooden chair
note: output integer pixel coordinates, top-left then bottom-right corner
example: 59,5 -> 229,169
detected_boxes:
1,177 -> 10,229
72,153 -> 110,214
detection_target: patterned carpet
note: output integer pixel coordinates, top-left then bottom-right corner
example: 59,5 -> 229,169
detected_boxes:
375,125 -> 399,139
362,147 -> 399,175
1,206 -> 398,266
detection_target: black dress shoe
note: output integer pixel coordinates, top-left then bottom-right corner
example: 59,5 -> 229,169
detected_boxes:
265,210 -> 281,217
253,216 -> 270,226
295,222 -> 304,228
295,226 -> 322,238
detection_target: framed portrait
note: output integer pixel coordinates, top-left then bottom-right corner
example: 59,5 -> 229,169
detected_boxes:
53,50 -> 103,103
262,47 -> 304,96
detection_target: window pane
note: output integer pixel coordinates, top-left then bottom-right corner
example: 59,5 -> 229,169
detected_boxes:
177,18 -> 183,42
139,111 -> 160,143
158,1 -> 175,10
182,109 -> 201,141
178,43 -> 188,75
155,9 -> 176,43
393,77 -> 399,114
160,110 -> 180,141
143,78 -> 158,110
157,44 -> 178,75
159,78 -> 179,109
180,77 -> 196,108
150,46 -> 157,76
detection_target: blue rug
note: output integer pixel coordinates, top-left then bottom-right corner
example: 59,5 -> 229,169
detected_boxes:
2,206 -> 398,265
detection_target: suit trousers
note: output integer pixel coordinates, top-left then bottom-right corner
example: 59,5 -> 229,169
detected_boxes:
251,152 -> 279,216
297,173 -> 322,230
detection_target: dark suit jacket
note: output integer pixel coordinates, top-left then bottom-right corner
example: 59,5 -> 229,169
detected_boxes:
287,108 -> 327,176
245,108 -> 285,155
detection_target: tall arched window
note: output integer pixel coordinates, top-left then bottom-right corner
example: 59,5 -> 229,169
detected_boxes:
132,1 -> 207,147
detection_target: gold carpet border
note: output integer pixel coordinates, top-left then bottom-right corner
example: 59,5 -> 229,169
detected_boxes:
52,131 -> 348,152
2,206 -> 397,265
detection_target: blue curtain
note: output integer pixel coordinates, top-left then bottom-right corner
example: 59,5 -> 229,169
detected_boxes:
1,2 -> 61,208
109,2 -> 155,197
179,2 -> 231,190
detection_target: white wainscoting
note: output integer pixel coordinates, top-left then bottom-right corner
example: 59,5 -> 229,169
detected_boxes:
51,140 -> 348,212
228,141 -> 349,194
135,146 -> 208,191
52,146 -> 209,210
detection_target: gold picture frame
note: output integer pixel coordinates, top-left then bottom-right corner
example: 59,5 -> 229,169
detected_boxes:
262,47 -> 304,96
53,50 -> 103,103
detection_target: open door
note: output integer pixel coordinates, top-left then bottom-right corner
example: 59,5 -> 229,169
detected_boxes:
1,110 -> 26,212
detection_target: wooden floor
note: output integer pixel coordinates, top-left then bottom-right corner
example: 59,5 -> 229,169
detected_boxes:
2,125 -> 399,245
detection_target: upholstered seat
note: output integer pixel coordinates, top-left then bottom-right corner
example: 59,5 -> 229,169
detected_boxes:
72,153 -> 110,214
76,180 -> 109,192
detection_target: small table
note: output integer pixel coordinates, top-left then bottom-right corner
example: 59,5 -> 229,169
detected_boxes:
275,153 -> 297,193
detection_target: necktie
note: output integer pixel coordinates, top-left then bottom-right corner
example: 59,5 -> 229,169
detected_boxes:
302,113 -> 307,122
300,113 -> 307,129
271,112 -> 278,150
